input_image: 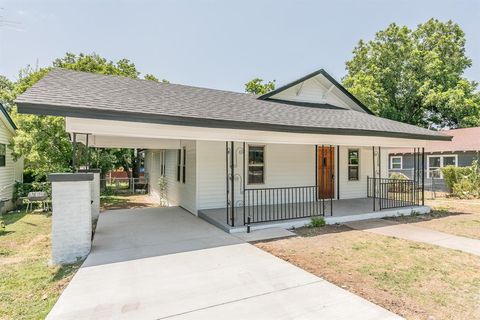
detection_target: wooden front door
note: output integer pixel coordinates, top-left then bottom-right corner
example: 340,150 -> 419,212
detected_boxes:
317,146 -> 334,199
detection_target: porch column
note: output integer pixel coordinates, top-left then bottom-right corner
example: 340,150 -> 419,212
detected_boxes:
78,169 -> 101,222
48,173 -> 93,265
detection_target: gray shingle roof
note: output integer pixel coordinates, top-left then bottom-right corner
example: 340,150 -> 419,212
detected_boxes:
15,68 -> 450,141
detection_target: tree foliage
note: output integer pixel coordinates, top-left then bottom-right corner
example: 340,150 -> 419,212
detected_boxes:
343,19 -> 480,128
244,78 -> 275,95
3,53 -> 163,180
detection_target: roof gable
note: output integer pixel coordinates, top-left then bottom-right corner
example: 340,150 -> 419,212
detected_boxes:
258,69 -> 374,114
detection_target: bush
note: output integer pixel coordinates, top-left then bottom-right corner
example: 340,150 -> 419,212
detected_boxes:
441,165 -> 472,192
389,172 -> 409,180
443,160 -> 480,198
308,216 -> 326,228
13,182 -> 52,202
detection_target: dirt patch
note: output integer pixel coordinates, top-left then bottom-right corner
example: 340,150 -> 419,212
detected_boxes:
256,227 -> 480,320
100,194 -> 160,211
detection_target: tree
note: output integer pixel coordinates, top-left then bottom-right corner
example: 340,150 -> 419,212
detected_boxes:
343,19 -> 480,128
4,53 -> 164,180
245,78 -> 275,95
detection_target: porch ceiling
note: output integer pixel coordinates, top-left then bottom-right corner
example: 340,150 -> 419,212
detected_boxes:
66,117 -> 428,148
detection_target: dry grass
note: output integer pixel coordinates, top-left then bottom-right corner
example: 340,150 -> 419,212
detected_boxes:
0,212 -> 81,320
388,198 -> 480,240
256,224 -> 480,320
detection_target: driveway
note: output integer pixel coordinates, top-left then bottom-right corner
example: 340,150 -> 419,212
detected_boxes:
47,207 -> 401,320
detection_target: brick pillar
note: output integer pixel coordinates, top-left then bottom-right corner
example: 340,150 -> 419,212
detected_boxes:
48,173 -> 93,265
79,169 -> 101,222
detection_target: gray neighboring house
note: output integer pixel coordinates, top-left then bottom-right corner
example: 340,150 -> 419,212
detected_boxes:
389,127 -> 480,192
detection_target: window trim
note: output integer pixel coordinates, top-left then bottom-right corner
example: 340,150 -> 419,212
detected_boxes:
0,144 -> 6,167
347,149 -> 360,181
390,156 -> 403,170
427,154 -> 458,179
247,144 -> 266,185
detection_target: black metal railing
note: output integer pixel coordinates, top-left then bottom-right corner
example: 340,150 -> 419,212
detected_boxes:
367,177 -> 421,210
244,186 -> 332,225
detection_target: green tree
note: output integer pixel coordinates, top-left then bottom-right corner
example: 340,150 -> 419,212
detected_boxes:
245,78 -> 275,95
4,53 -> 164,180
343,19 -> 480,128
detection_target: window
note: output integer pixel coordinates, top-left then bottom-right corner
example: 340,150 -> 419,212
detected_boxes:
390,156 -> 402,169
348,149 -> 359,181
0,144 -> 5,167
427,154 -> 457,178
248,145 -> 265,184
176,149 -> 181,181
182,147 -> 186,184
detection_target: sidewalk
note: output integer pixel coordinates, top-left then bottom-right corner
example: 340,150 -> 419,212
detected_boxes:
345,219 -> 480,256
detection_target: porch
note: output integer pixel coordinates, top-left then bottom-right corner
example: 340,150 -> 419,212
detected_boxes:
199,197 -> 429,233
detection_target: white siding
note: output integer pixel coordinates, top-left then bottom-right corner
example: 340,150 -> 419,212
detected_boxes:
0,122 -> 21,211
196,142 -> 316,210
145,140 -> 197,214
337,146 -> 388,199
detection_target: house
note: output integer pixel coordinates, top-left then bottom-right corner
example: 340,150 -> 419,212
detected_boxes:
389,127 -> 480,191
0,104 -> 23,212
15,68 -> 450,232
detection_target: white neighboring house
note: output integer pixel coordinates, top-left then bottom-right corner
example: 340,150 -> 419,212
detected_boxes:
0,104 -> 23,212
16,68 -> 451,232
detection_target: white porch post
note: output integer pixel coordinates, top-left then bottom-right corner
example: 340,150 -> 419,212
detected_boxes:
48,173 -> 93,265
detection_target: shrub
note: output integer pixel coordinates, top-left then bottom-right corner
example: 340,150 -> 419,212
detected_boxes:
308,216 -> 326,228
389,172 -> 408,180
441,165 -> 472,192
13,182 -> 52,202
443,160 -> 480,198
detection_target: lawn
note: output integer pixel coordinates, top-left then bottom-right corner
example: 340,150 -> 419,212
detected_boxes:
0,212 -> 81,320
389,198 -> 480,240
256,223 -> 480,319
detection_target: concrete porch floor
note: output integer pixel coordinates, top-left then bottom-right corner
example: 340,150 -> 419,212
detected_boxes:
198,197 -> 430,233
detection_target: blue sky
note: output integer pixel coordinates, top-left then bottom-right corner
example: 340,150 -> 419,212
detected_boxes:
0,0 -> 478,92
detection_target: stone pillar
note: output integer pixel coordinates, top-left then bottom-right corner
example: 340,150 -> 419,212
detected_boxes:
79,169 -> 101,222
48,173 -> 93,265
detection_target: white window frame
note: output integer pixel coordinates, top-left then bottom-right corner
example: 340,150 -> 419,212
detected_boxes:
390,156 -> 402,170
247,144 -> 266,185
347,149 -> 360,181
427,154 -> 458,179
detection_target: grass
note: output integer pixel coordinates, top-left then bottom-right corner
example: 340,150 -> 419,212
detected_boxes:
0,212 -> 81,320
256,225 -> 480,319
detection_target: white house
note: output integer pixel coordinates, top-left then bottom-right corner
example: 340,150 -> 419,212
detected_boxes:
16,68 -> 450,232
0,104 -> 23,212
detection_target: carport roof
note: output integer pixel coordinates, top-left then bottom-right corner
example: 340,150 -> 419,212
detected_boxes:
15,68 -> 450,141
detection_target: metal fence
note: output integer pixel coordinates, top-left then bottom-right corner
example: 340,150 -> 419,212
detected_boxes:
367,177 -> 421,210
243,185 -> 332,225
100,177 -> 149,195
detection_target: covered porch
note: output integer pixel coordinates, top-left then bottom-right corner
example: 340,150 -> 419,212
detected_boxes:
199,197 -> 429,233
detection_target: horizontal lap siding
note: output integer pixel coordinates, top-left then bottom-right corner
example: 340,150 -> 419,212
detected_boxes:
144,150 -> 161,202
0,124 -> 19,207
196,142 -> 316,210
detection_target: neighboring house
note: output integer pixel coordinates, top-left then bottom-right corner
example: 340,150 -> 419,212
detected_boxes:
0,104 -> 23,212
389,127 -> 480,191
16,68 -> 450,231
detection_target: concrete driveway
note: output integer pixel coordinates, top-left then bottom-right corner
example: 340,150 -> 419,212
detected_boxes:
47,207 -> 401,320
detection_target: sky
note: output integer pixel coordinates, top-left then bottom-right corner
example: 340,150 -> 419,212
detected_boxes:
0,0 -> 479,92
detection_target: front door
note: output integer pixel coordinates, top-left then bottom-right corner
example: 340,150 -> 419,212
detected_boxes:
317,146 -> 334,199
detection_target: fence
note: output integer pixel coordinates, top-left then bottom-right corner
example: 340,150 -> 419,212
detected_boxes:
367,177 -> 421,210
243,185 -> 332,225
100,177 -> 149,195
